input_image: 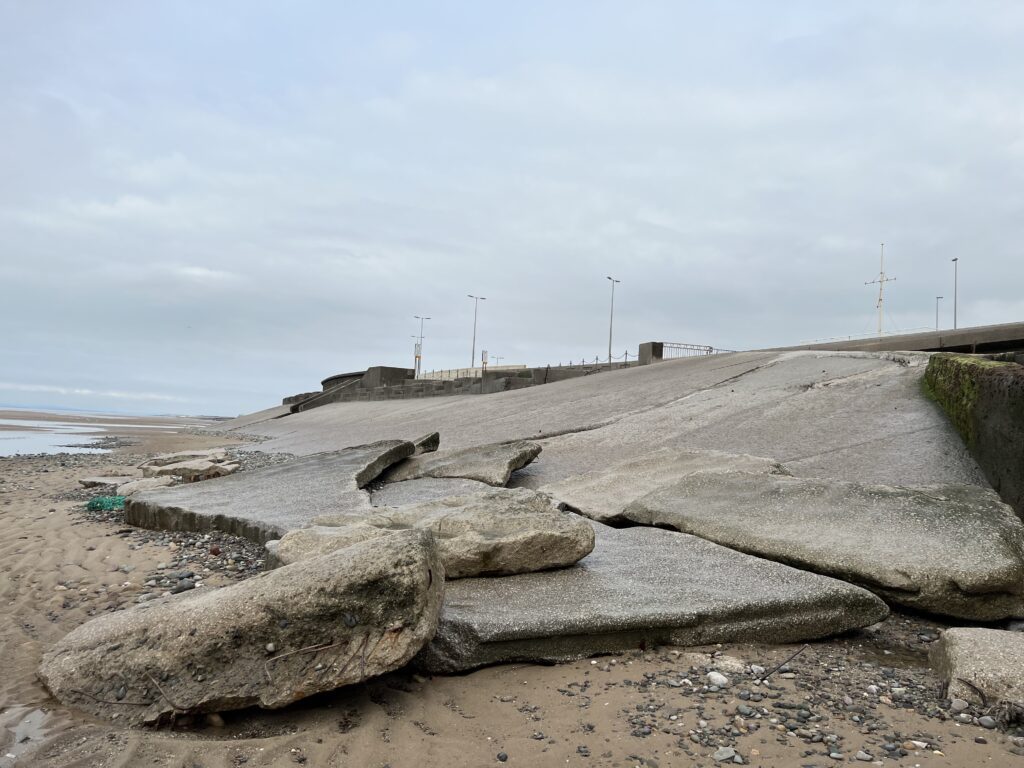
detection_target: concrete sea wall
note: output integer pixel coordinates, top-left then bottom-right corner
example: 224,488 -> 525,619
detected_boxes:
924,353 -> 1024,516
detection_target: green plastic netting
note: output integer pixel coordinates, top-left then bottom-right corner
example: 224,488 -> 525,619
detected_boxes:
86,495 -> 125,511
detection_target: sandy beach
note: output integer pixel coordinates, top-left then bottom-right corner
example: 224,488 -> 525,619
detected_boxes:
2,416 -> 1023,767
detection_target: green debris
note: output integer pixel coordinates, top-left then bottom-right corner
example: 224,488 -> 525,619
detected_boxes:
86,495 -> 126,511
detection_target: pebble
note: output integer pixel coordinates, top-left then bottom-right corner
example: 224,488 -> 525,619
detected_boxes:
496,752 -> 508,762
950,698 -> 970,713
978,716 -> 998,729
855,751 -> 872,762
707,671 -> 730,688
712,746 -> 736,762
170,578 -> 195,594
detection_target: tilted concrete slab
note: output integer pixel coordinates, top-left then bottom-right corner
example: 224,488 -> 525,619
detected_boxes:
541,448 -> 787,524
623,472 -> 1024,620
415,523 -> 888,673
384,440 -> 542,487
370,477 -> 492,507
125,441 -> 414,543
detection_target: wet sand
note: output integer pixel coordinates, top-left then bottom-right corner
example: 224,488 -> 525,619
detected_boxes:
2,418 -> 1023,767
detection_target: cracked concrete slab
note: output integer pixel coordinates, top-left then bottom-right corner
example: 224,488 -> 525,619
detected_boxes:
624,472 -> 1024,620
541,448 -> 788,524
415,522 -> 889,673
384,441 -> 542,487
125,441 -> 414,543
223,352 -> 985,494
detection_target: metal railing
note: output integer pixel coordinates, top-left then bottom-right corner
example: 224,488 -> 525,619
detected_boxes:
662,343 -> 734,359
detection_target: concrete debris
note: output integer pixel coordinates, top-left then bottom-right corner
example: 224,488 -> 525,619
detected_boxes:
38,529 -> 443,725
277,487 -> 594,577
932,628 -> 1024,719
385,440 -> 542,487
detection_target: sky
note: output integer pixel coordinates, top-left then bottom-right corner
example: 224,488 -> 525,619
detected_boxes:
2,2 -> 1023,416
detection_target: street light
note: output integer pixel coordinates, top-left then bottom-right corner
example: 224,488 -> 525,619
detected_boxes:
606,276 -> 620,367
951,258 -> 959,329
413,315 -> 430,378
467,295 -> 486,369
935,297 -> 943,331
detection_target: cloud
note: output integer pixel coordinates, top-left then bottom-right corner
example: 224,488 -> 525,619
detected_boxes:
0,382 -> 190,403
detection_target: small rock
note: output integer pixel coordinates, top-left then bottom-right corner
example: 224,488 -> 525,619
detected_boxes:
707,671 -> 730,688
855,751 -> 872,762
979,715 -> 998,729
496,753 -> 508,762
713,746 -> 736,762
950,698 -> 970,712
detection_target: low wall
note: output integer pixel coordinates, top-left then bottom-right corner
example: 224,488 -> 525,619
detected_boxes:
923,353 -> 1024,517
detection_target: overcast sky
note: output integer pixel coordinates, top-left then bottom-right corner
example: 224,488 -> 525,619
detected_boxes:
2,2 -> 1023,416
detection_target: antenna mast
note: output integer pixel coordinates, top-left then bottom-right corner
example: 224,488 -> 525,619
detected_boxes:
864,243 -> 895,336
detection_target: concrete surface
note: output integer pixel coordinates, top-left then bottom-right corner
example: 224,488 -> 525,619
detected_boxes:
623,472 -> 1024,620
221,351 -> 986,494
415,522 -> 889,673
541,448 -> 786,524
125,441 -> 414,543
932,628 -> 1024,716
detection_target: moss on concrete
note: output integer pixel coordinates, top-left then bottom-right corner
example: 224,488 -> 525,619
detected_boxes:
924,353 -> 1024,516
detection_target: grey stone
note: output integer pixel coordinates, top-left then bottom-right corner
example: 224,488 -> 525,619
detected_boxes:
413,431 -> 440,454
116,476 -> 175,496
78,476 -> 137,488
384,440 -> 542,487
623,472 -> 1024,620
713,747 -> 736,762
38,529 -> 443,725
415,523 -> 888,673
932,628 -> 1024,715
540,448 -> 787,524
278,488 -> 594,578
126,441 -> 414,543
370,477 -> 491,508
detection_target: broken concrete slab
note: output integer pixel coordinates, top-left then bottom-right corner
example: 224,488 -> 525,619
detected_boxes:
138,448 -> 229,469
623,472 -> 1024,620
932,628 -> 1024,718
144,459 -> 240,482
413,431 -> 440,454
279,488 -> 594,577
116,476 -> 175,496
126,441 -> 414,543
384,440 -> 542,487
370,477 -> 491,508
415,523 -> 888,673
541,448 -> 788,524
78,476 -> 138,489
38,529 -> 443,725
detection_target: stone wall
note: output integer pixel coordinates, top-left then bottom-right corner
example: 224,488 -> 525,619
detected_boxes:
924,353 -> 1024,517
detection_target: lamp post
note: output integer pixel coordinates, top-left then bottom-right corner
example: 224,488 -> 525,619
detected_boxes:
951,258 -> 959,329
467,295 -> 486,370
413,315 -> 430,378
606,276 -> 620,367
935,297 -> 943,331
